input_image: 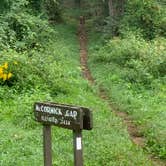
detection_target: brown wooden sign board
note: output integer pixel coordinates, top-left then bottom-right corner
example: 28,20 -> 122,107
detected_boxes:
34,102 -> 93,166
34,102 -> 93,131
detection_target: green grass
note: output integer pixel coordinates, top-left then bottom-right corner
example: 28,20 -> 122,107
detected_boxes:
0,24 -> 155,166
88,32 -> 166,160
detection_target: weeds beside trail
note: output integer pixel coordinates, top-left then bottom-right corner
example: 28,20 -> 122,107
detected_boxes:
78,19 -> 166,166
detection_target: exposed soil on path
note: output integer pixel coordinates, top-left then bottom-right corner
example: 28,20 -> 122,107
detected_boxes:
78,20 -> 165,166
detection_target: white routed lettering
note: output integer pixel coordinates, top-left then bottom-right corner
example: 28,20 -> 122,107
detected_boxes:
41,105 -> 44,112
65,110 -> 78,120
41,116 -> 58,124
73,111 -> 78,120
36,105 -> 63,116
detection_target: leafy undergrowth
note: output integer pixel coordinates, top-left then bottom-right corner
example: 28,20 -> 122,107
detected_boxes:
88,32 -> 166,160
0,24 -> 154,166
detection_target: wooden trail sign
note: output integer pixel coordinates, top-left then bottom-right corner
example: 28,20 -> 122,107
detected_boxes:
34,102 -> 93,166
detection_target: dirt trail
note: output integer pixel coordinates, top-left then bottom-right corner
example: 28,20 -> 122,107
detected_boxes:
78,19 -> 165,166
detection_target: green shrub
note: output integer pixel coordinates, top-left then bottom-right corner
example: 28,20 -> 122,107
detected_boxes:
93,35 -> 146,65
0,11 -> 56,51
0,0 -> 57,51
44,0 -> 62,22
28,0 -> 43,13
92,35 -> 166,85
0,49 -> 67,93
120,0 -> 166,39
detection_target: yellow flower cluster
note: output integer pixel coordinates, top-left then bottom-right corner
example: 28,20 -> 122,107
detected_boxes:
0,62 -> 12,81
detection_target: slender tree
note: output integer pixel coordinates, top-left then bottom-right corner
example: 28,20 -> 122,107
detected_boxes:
108,0 -> 125,18
106,0 -> 126,35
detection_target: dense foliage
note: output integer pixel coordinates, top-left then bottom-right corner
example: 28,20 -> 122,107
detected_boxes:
0,0 -> 62,91
93,36 -> 166,86
120,0 -> 166,39
79,0 -> 165,40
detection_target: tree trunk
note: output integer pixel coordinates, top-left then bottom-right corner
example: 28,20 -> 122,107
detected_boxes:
108,0 -> 114,17
107,0 -> 126,36
108,0 -> 125,17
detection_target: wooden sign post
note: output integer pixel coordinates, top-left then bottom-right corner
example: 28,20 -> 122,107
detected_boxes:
43,125 -> 52,166
73,130 -> 83,166
34,102 -> 93,166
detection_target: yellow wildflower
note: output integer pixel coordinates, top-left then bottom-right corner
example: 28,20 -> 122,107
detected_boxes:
7,72 -> 12,79
0,67 -> 3,74
14,61 -> 18,65
0,73 -> 3,79
3,62 -> 8,69
3,74 -> 7,81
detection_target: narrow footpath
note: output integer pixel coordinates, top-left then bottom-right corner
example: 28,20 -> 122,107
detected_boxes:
78,18 -> 165,166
